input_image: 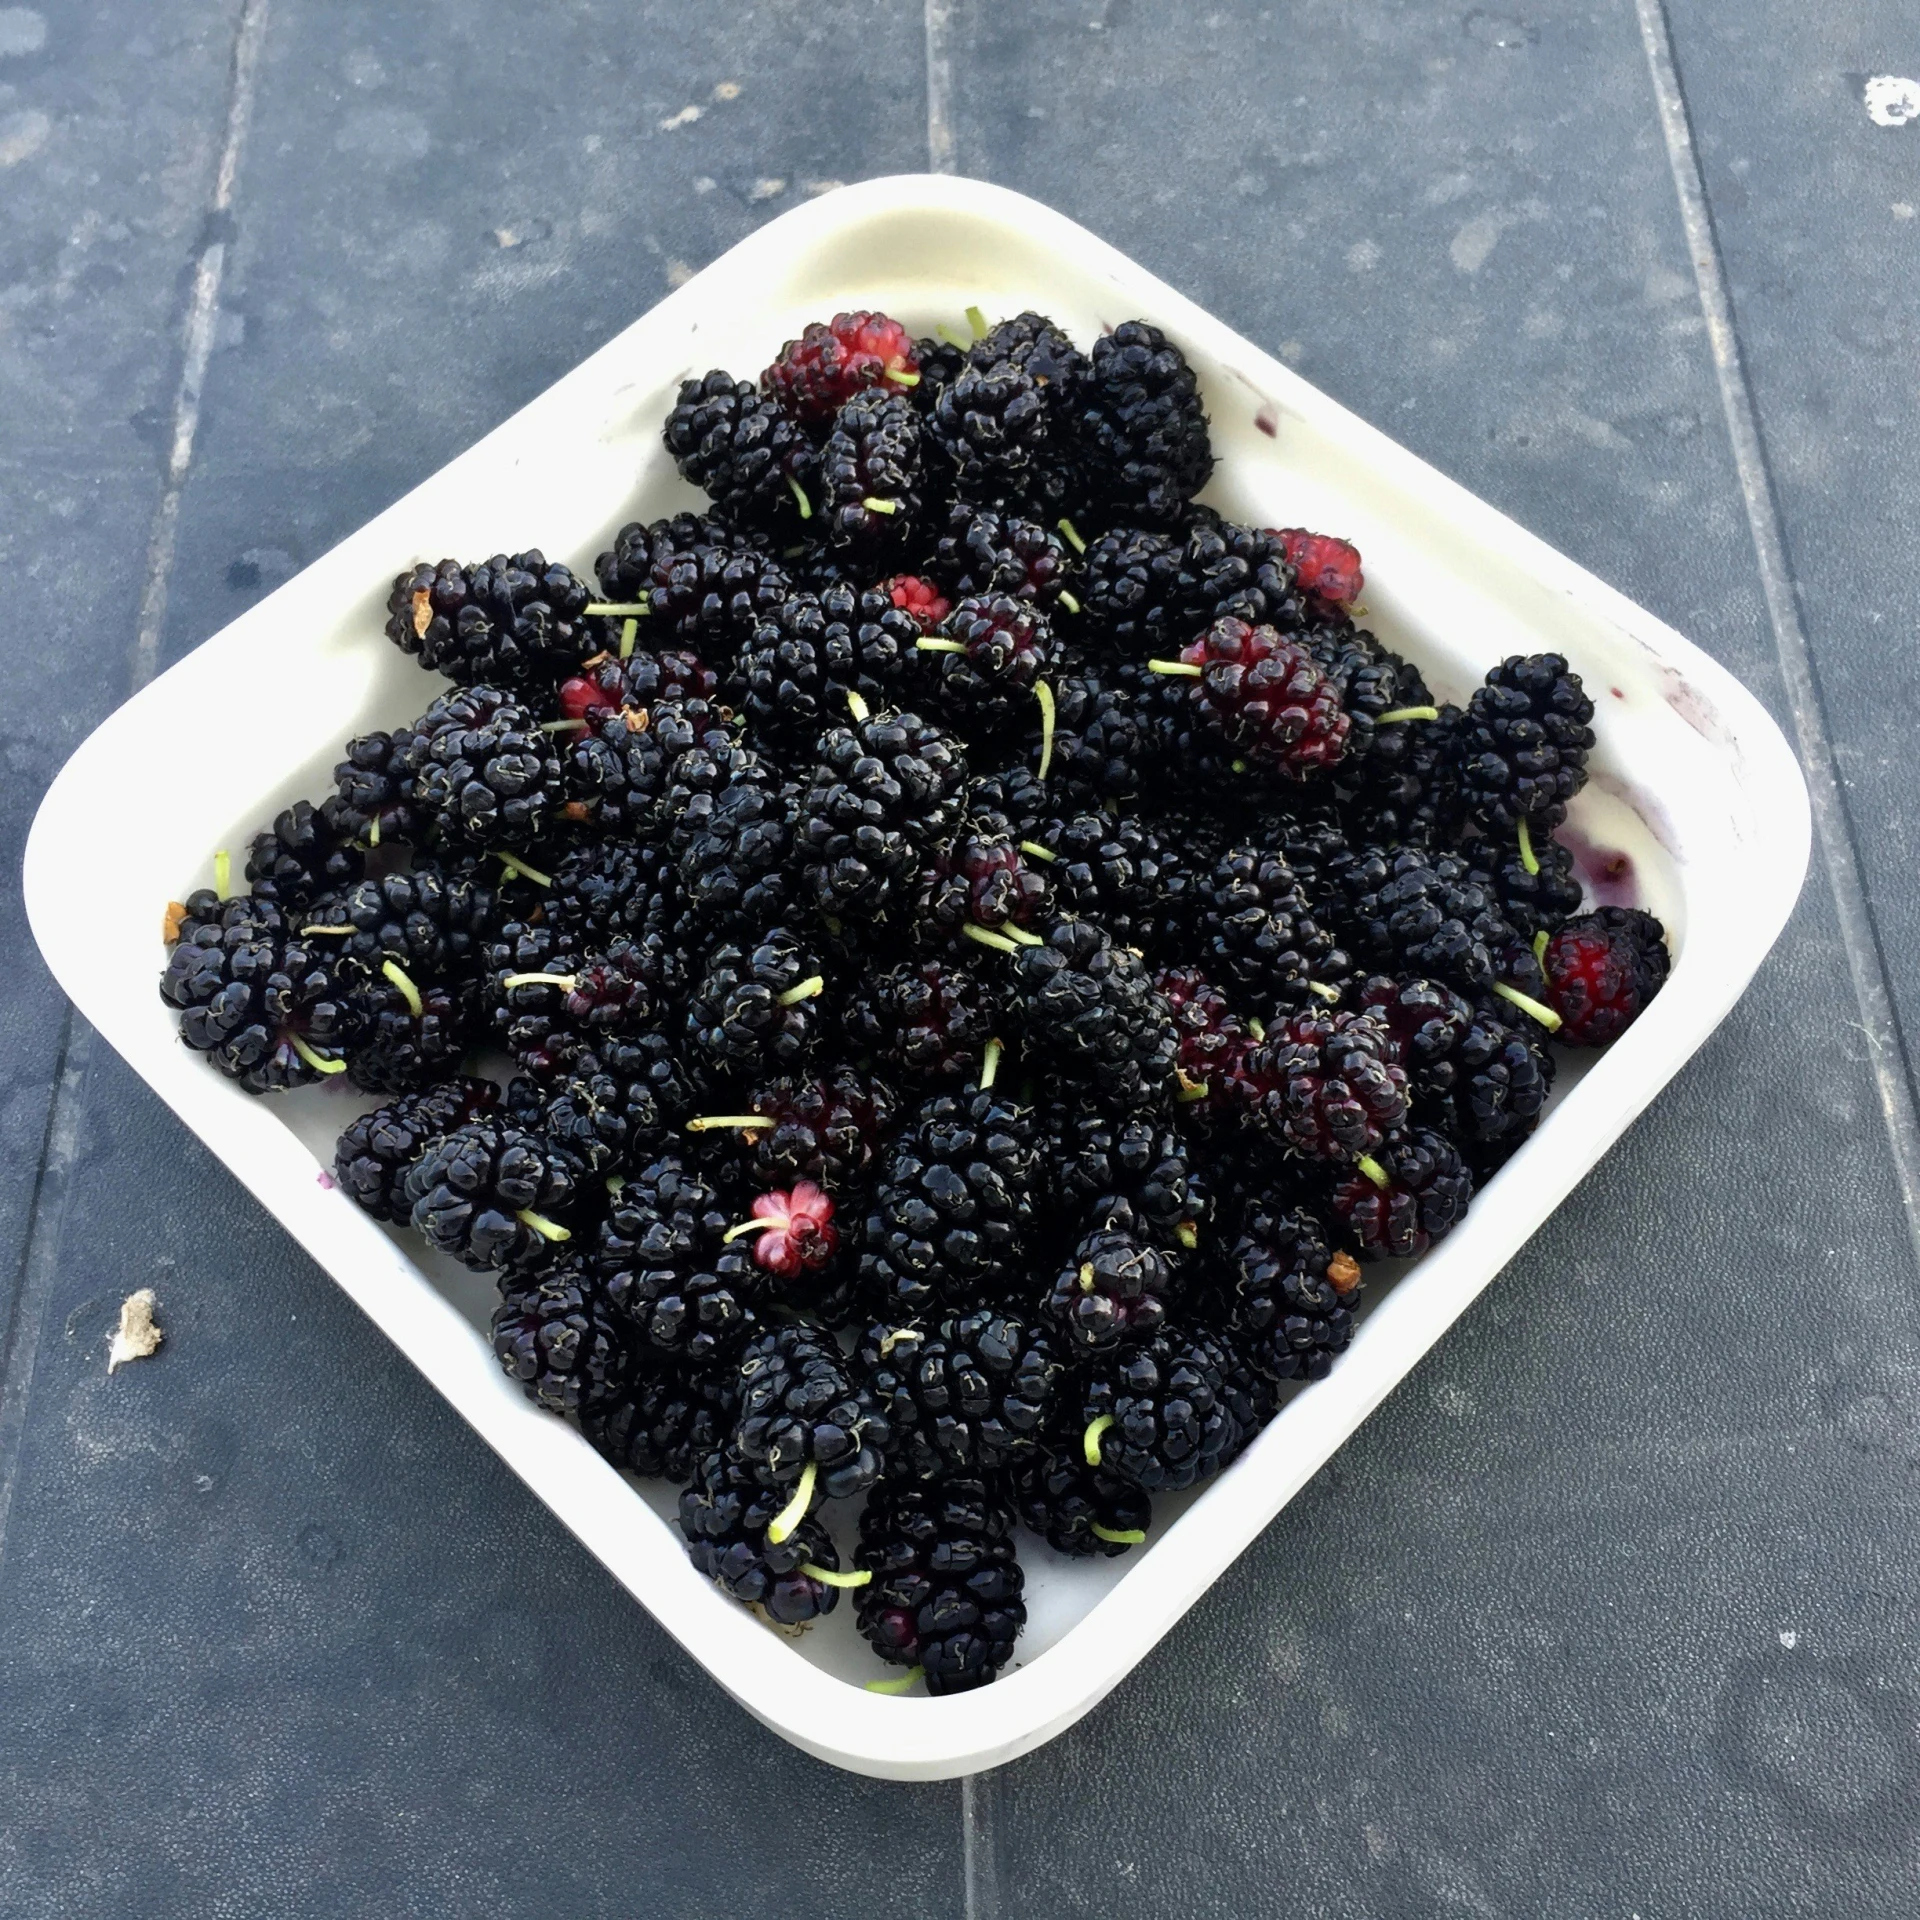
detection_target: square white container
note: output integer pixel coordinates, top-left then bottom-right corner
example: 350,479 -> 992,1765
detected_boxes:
23,175 -> 1810,1780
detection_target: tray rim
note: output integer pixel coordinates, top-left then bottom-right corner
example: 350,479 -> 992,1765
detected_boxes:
21,171 -> 1813,1780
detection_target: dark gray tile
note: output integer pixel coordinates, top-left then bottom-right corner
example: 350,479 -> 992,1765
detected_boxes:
0,0 -> 243,1319
945,2 -> 1920,1913
0,1056 -> 959,1920
1659,0 -> 1920,1118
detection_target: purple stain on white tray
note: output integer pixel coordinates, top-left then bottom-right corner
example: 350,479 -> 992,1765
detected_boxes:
316,1168 -> 337,1191
1558,822 -> 1638,907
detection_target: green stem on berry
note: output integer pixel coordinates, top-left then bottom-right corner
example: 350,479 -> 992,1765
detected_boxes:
877,1326 -> 923,1358
1078,1262 -> 1096,1294
801,1563 -> 874,1588
1057,517 -> 1087,554
1018,840 -> 1057,864
786,474 -> 813,520
1175,1222 -> 1199,1251
1516,816 -> 1540,877
963,924 -> 1020,955
515,1208 -> 573,1243
213,849 -> 231,898
1533,929 -> 1549,967
301,923 -> 355,937
1056,589 -> 1082,616
495,851 -> 553,886
1246,1016 -> 1267,1041
1035,678 -> 1057,781
685,1114 -> 775,1133
1091,1523 -> 1147,1546
606,1175 -> 625,1196
620,616 -> 639,660
881,366 -> 921,388
723,1214 -> 786,1244
584,601 -> 649,617
776,974 -> 825,1007
937,321 -> 972,350
915,637 -> 967,654
1174,1071 -> 1210,1104
367,818 -> 381,849
965,304 -> 989,340
381,959 -> 423,1018
1083,1413 -> 1115,1468
765,1459 -> 817,1546
865,1666 -> 925,1695
862,495 -> 900,515
501,971 -> 578,992
1377,704 -> 1440,725
1491,979 -> 1562,1033
289,1035 -> 346,1075
979,1038 -> 1003,1090
539,717 -> 587,732
1145,659 -> 1202,678
1002,925 -> 1044,948
845,689 -> 870,723
1230,759 -> 1251,775
1355,1154 -> 1390,1190
1306,981 -> 1341,1004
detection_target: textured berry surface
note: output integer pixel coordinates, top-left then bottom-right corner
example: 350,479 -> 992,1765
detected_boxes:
1545,907 -> 1670,1046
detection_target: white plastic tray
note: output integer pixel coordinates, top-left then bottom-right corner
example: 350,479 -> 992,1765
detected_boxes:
23,175 -> 1810,1780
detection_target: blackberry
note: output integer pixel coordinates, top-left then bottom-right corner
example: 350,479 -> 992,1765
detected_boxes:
963,763 -> 1051,845
500,934 -> 685,1079
738,583 -> 918,750
1021,809 -> 1204,957
160,893 -> 363,1093
1407,1000 -> 1554,1156
860,1309 -> 1062,1480
968,310 -> 1088,392
916,593 -> 1059,736
1211,1202 -> 1362,1382
562,694 -> 733,843
1149,618 -> 1351,782
730,1322 -> 887,1500
538,1030 -> 698,1175
1308,620 -> 1440,777
385,551 -> 597,691
593,1152 -> 767,1365
856,1478 -> 1025,1694
1009,1446 -> 1151,1558
1458,653 -> 1597,830
1332,698 -> 1462,848
795,706 -> 967,919
490,1263 -> 630,1417
671,756 -> 795,935
330,726 -> 426,846
545,840 -> 683,950
585,1362 -> 738,1481
333,1077 -> 501,1222
303,859 -> 498,977
763,310 -> 921,426
685,929 -> 826,1077
345,972 -> 478,1094
404,1120 -> 585,1273
820,387 -> 924,555
1156,966 -> 1251,1116
664,370 -> 817,536
1079,1325 -> 1240,1492
678,1449 -> 845,1628
555,644 -> 725,725
594,513 -> 791,657
860,1085 -> 1043,1317
1544,907 -> 1670,1046
1236,1008 -> 1410,1161
1486,825 -> 1584,939
1044,1226 -> 1179,1356
1331,1128 -> 1472,1260
707,1067 -> 899,1198
1010,922 -> 1179,1113
1196,846 -> 1350,1008
1331,845 -> 1523,993
405,685 -> 562,849
244,800 -> 362,910
840,959 -> 1005,1085
1042,674 -> 1151,804
1354,975 -> 1474,1083
915,830 -> 1050,944
1074,321 -> 1213,527
927,503 -> 1075,610
1079,525 -> 1184,656
909,334 -> 968,410
1048,1106 -> 1211,1253
1175,516 -> 1304,634
928,359 -> 1073,518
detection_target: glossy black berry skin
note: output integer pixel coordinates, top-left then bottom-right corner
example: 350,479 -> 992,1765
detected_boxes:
404,1121 -> 584,1274
1074,321 -> 1213,527
1457,653 -> 1596,830
729,1323 -> 887,1500
678,1448 -> 844,1626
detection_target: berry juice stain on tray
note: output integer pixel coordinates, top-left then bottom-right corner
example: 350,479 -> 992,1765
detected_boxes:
155,300 -> 1670,1700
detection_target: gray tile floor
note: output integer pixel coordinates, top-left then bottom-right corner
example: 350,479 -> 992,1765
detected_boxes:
4,2 -> 1919,1912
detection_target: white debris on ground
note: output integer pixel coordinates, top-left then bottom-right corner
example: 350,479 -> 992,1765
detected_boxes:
107,1289 -> 163,1373
1864,75 -> 1920,128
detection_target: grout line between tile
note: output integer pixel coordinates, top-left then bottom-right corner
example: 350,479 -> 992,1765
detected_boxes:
1633,0 -> 1920,1274
924,0 -> 955,174
962,1770 -> 999,1920
130,0 -> 269,695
